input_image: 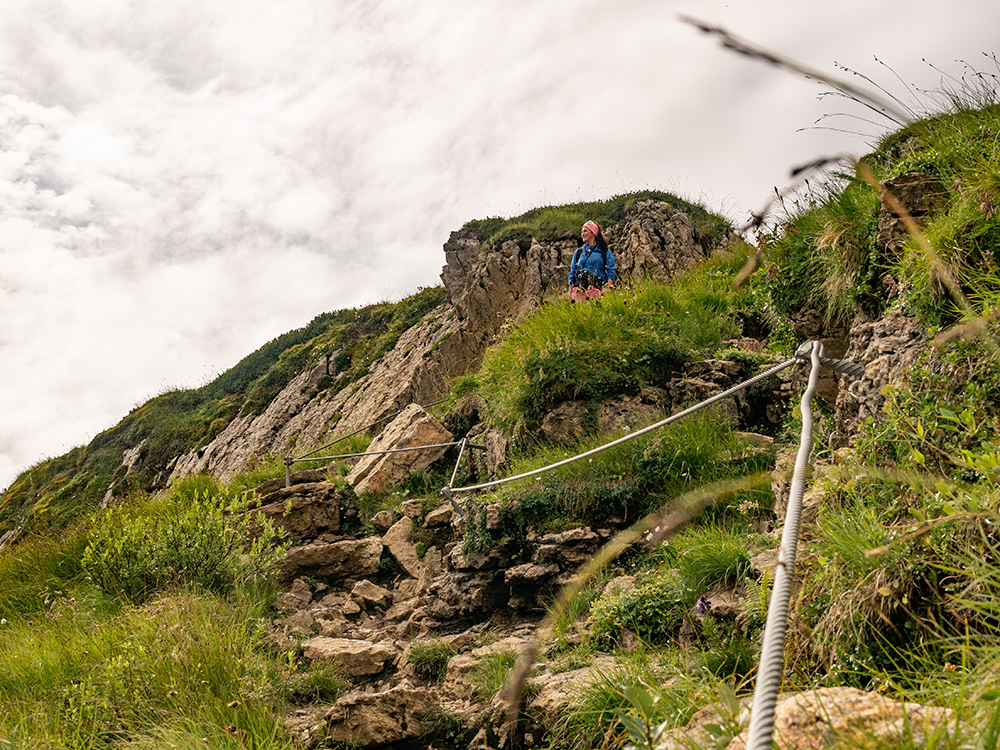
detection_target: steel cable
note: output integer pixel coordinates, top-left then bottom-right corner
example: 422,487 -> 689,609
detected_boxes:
744,340 -> 822,750
442,356 -> 800,496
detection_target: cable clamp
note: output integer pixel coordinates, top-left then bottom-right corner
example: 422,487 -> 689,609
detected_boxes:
796,340 -> 865,380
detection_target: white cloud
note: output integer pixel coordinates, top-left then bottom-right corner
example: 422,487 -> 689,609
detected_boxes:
2,0 -> 1000,489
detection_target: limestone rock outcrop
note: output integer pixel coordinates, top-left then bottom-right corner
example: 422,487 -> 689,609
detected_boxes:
346,404 -> 453,495
168,305 -> 474,485
779,170 -> 943,416
314,682 -> 435,745
280,537 -> 383,583
832,308 -> 926,447
440,200 -> 735,366
613,200 -> 732,282
300,637 -> 399,678
876,171 -> 949,256
539,359 -> 787,445
787,308 -> 851,407
251,481 -> 342,540
380,516 -> 427,579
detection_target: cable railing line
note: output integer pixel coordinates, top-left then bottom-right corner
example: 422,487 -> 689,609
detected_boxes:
284,438 -> 483,489
448,438 -> 472,489
290,397 -> 451,461
440,355 -> 800,498
284,397 -> 451,487
292,441 -> 484,464
746,339 -> 824,750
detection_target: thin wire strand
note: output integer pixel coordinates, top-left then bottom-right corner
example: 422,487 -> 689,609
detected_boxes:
290,441 -> 467,465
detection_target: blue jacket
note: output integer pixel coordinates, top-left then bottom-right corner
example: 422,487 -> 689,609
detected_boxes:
569,244 -> 616,286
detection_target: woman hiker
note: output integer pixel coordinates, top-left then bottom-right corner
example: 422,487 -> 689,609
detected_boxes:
569,220 -> 616,301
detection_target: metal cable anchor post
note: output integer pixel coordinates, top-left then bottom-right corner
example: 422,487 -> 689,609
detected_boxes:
744,340 -> 823,750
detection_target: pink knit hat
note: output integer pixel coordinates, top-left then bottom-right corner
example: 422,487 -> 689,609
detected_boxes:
582,220 -> 600,236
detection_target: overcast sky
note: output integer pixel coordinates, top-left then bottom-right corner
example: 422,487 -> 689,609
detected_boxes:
2,0 -> 998,491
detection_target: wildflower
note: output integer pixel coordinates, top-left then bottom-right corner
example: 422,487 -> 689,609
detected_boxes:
697,595 -> 712,614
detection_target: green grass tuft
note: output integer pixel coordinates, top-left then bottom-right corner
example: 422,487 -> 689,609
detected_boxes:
408,638 -> 454,682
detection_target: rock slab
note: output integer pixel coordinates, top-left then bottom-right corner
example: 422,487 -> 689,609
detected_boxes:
347,404 -> 454,495
301,636 -> 399,677
725,687 -> 953,750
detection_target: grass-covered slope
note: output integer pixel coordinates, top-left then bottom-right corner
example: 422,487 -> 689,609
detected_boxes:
692,92 -> 1000,744
760,98 -> 1000,691
473,245 -> 789,438
0,476 -> 329,747
769,102 -> 1000,329
0,286 -> 446,536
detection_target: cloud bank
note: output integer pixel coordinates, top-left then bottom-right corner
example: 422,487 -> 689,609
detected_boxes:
1,0 -> 998,489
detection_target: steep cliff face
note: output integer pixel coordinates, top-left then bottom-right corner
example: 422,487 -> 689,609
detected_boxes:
169,199 -> 734,485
